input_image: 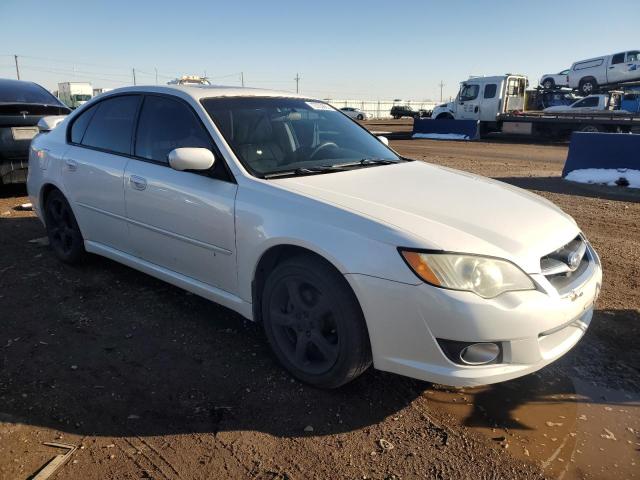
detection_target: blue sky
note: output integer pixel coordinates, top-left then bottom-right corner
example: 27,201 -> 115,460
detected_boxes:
1,0 -> 638,101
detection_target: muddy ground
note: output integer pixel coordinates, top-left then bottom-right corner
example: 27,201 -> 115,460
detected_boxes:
1,126 -> 638,479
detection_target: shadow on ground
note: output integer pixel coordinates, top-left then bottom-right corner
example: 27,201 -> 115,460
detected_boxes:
496,176 -> 640,203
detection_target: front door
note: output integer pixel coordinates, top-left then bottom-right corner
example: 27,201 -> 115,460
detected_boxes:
456,83 -> 481,120
124,94 -> 238,294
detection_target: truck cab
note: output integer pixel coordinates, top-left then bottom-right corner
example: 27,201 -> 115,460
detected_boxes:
431,75 -> 527,129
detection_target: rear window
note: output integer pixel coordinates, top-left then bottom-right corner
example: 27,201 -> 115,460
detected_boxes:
81,95 -> 140,155
0,80 -> 63,105
484,84 -> 497,99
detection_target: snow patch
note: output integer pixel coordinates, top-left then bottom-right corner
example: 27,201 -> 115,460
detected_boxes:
412,133 -> 470,140
565,168 -> 640,189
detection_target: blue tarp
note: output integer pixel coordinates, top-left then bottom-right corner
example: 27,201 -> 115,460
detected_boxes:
412,118 -> 480,140
563,132 -> 640,176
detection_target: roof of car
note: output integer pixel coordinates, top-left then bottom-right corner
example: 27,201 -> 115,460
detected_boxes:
102,84 -> 308,101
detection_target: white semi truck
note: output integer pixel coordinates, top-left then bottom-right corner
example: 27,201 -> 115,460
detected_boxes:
431,74 -> 640,137
57,82 -> 93,109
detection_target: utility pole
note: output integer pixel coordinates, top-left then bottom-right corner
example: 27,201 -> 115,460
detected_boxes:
14,55 -> 20,80
294,73 -> 301,94
155,68 -> 158,85
240,71 -> 244,87
438,80 -> 445,102
132,68 -> 136,85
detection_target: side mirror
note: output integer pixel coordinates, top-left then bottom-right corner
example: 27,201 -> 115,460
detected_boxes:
168,148 -> 215,171
377,136 -> 389,146
37,115 -> 66,132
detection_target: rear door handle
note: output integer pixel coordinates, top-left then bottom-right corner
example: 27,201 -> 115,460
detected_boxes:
64,159 -> 78,171
129,175 -> 147,191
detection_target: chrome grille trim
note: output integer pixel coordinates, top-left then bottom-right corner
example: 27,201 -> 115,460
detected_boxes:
540,235 -> 594,295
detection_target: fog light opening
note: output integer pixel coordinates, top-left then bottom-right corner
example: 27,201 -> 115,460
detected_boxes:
459,343 -> 500,365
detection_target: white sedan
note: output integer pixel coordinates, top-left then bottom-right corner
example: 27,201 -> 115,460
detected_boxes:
28,86 -> 602,388
339,107 -> 369,120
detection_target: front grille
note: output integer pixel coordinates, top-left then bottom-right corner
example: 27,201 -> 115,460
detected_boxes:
540,235 -> 592,294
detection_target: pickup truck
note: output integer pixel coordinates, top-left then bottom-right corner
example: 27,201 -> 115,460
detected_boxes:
568,50 -> 640,95
543,93 -> 626,114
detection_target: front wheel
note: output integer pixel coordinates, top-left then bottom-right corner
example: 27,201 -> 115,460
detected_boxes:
262,255 -> 372,388
357,114 -> 364,120
44,190 -> 85,264
542,78 -> 555,90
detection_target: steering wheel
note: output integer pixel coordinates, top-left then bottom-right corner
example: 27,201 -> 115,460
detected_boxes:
309,142 -> 339,160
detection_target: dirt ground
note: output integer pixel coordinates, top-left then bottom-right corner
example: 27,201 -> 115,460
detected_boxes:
1,127 -> 638,480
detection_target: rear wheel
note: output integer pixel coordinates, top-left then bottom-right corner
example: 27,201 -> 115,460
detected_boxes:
578,77 -> 597,96
357,114 -> 364,120
579,124 -> 601,133
262,255 -> 372,388
44,190 -> 85,264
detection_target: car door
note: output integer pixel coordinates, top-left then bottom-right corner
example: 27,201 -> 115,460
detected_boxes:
62,94 -> 141,253
456,83 -> 481,120
479,83 -> 499,122
124,94 -> 238,294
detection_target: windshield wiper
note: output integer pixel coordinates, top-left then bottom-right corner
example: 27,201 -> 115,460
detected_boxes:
263,164 -> 348,179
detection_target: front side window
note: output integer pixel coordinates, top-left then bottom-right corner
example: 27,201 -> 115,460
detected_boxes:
612,53 -> 626,65
484,84 -> 497,99
81,95 -> 140,154
459,84 -> 479,101
135,95 -> 211,163
559,69 -> 570,75
573,97 -> 599,108
202,97 -> 400,176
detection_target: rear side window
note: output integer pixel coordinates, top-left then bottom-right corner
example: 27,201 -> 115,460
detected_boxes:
81,96 -> 140,154
484,84 -> 497,99
574,59 -> 603,71
70,104 -> 98,143
134,95 -> 211,163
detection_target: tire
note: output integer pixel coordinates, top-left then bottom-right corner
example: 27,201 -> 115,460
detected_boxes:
357,114 -> 364,120
44,189 -> 85,264
578,77 -> 597,96
579,124 -> 601,133
261,255 -> 372,388
542,78 -> 555,90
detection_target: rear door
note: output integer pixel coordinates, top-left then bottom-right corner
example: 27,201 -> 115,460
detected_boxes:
62,95 -> 141,253
124,94 -> 238,293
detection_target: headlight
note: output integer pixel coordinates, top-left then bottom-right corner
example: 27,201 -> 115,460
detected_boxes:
399,250 -> 535,299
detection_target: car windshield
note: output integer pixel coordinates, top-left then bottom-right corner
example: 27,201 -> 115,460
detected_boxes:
202,97 -> 400,177
0,81 -> 63,105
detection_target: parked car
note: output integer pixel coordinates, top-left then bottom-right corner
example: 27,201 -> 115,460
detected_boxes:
28,86 -> 602,388
390,105 -> 419,119
568,50 -> 640,95
543,93 -> 625,114
539,69 -> 570,90
339,107 -> 369,120
0,78 -> 70,185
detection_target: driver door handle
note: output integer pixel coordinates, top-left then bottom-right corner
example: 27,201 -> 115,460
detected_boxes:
129,175 -> 147,191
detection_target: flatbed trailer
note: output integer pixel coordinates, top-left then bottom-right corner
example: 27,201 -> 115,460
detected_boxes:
497,111 -> 640,136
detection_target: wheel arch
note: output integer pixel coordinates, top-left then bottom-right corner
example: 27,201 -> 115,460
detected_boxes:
251,243 -> 357,323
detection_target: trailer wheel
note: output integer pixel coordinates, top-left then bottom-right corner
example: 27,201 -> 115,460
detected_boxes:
578,77 -> 598,96
579,125 -> 601,133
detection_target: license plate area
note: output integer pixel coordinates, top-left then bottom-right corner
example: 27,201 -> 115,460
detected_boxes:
11,127 -> 39,141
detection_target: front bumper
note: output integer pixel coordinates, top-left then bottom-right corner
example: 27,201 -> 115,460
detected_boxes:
346,258 -> 602,387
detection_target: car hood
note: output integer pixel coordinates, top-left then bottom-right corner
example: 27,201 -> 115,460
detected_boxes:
273,161 -> 579,273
